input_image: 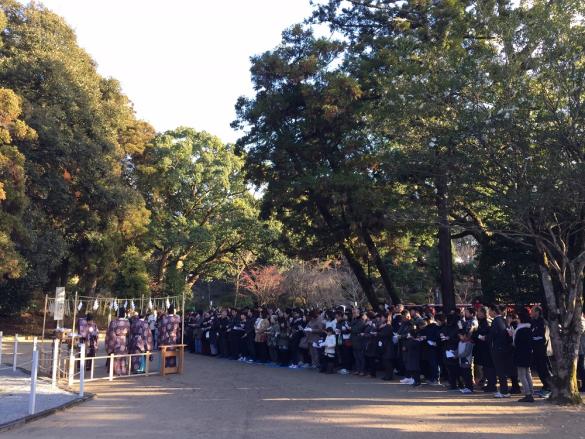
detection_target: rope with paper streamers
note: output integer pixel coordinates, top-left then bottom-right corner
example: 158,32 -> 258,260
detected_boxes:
46,295 -> 183,316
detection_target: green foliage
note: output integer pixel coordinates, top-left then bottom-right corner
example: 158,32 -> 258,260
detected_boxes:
113,245 -> 149,298
0,0 -> 153,311
135,127 -> 282,295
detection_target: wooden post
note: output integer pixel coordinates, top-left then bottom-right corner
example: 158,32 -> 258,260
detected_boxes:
29,350 -> 39,415
79,343 -> 85,397
52,339 -> 59,389
141,294 -> 144,313
13,334 -> 18,371
71,291 -> 78,351
0,331 -> 3,365
41,294 -> 48,345
68,350 -> 74,387
145,351 -> 150,376
108,353 -> 114,381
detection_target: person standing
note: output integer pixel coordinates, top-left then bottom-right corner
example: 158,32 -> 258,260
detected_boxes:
489,305 -> 514,398
254,310 -> 270,363
106,307 -> 131,376
158,305 -> 181,367
530,306 -> 553,397
147,310 -> 158,350
78,313 -> 99,371
379,313 -> 396,381
441,314 -> 460,390
473,307 -> 496,392
305,310 -> 325,369
457,330 -> 474,394
129,313 -> 153,373
351,310 -> 367,376
514,308 -> 534,402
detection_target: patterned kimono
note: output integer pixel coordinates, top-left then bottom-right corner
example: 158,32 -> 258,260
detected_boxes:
105,318 -> 131,375
158,314 -> 181,367
78,318 -> 99,369
130,319 -> 153,373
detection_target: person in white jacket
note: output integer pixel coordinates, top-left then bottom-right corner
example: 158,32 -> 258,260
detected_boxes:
317,327 -> 337,374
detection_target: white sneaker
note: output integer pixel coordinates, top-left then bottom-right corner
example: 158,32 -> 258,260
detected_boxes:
288,364 -> 297,369
494,392 -> 511,398
338,368 -> 349,375
460,388 -> 473,394
400,377 -> 411,384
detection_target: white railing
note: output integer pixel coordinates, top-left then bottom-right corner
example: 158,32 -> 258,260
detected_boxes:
1,332 -> 183,413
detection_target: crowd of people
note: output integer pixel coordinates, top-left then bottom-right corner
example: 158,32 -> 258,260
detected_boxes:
185,304 -> 585,402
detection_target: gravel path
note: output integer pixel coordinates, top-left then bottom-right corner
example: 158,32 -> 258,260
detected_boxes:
0,367 -> 78,426
2,354 -> 585,438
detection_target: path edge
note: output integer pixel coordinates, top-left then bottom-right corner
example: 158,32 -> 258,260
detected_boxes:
0,392 -> 95,433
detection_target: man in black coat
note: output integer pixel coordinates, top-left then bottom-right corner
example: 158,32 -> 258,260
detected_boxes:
378,313 -> 395,380
472,306 -> 496,392
489,305 -> 514,398
530,306 -> 553,396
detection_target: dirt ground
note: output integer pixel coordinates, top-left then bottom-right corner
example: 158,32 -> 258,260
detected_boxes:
3,354 -> 585,439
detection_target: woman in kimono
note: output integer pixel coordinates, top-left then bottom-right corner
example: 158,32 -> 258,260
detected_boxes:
105,307 -> 131,376
158,305 -> 181,367
130,313 -> 153,373
77,314 -> 99,371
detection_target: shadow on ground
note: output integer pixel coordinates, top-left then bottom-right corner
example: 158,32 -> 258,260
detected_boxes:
3,354 -> 584,439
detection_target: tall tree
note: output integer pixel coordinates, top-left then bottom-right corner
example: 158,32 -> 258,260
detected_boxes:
135,128 -> 277,296
234,26 -> 403,306
0,0 -> 153,300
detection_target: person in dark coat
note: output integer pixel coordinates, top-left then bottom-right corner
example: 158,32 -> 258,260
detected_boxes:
489,304 -> 515,398
397,311 -> 414,379
351,310 -> 367,376
218,309 -> 230,358
441,314 -> 461,390
514,308 -> 534,402
363,314 -> 379,378
378,313 -> 396,381
404,326 -> 422,386
530,306 -> 553,395
419,315 -> 441,385
472,306 -> 496,392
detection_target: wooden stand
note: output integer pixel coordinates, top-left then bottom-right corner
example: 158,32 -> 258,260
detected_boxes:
160,344 -> 186,376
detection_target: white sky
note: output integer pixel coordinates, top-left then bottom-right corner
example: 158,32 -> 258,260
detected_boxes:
39,0 -> 315,143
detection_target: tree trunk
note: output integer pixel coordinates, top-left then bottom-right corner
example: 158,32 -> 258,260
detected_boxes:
156,249 -> 171,287
435,173 -> 456,311
84,272 -> 98,296
314,197 -> 379,307
539,262 -> 583,404
360,225 -> 401,305
338,243 -> 380,308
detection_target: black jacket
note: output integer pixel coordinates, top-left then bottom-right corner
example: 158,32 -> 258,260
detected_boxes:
489,315 -> 513,354
472,318 -> 493,367
514,325 -> 533,368
378,324 -> 396,360
531,317 -> 550,357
